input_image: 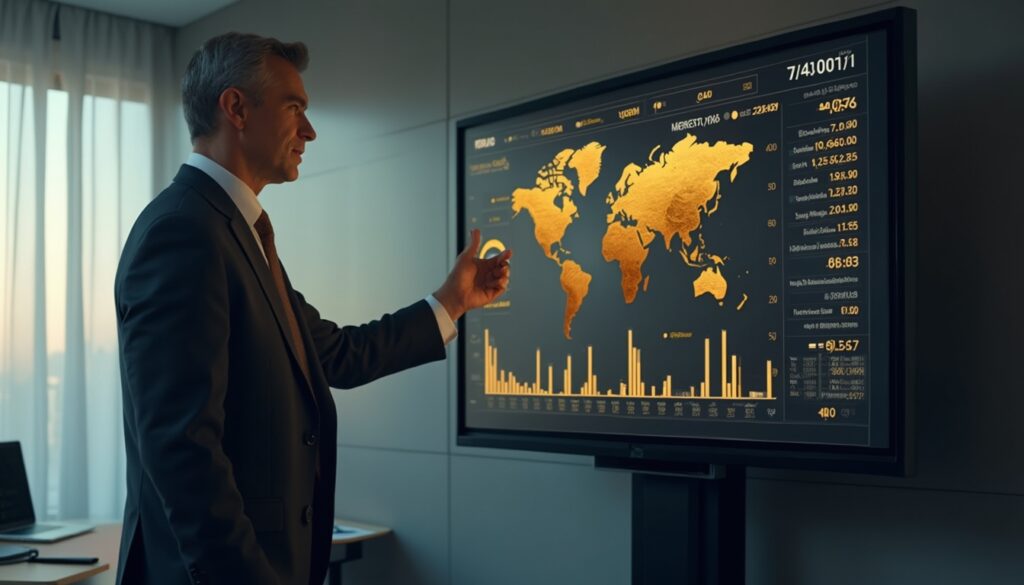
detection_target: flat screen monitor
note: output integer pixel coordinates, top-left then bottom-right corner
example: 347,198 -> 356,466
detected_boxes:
457,8 -> 915,474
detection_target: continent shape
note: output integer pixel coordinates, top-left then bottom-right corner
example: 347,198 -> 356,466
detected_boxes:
511,142 -> 605,338
601,221 -> 654,304
560,260 -> 592,340
693,266 -> 728,304
511,182 -> 577,261
602,134 -> 753,304
567,141 -> 606,196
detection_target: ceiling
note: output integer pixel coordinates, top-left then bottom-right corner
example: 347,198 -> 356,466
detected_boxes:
57,0 -> 239,27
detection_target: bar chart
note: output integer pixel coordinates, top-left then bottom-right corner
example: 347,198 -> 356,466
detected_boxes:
483,329 -> 774,400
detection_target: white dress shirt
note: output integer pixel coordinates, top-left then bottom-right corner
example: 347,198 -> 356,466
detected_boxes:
184,153 -> 457,346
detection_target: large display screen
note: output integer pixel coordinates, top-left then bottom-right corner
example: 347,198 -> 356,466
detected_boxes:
457,9 -> 913,471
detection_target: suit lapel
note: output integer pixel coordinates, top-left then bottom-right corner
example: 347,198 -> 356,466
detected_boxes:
172,165 -> 314,394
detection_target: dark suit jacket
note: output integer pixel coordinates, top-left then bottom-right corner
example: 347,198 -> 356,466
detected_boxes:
114,165 -> 445,585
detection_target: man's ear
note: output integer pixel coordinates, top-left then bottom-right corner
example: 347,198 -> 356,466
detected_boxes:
218,87 -> 248,131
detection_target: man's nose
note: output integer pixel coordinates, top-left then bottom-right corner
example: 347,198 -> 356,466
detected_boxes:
300,114 -> 316,142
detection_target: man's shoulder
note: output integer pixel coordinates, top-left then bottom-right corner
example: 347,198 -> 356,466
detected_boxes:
120,177 -> 232,264
136,178 -> 227,233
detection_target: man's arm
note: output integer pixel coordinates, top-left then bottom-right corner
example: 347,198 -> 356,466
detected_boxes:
117,212 -> 278,584
294,292 -> 446,389
295,228 -> 510,389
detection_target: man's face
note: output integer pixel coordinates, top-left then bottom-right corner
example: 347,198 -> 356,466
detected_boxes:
242,55 -> 316,185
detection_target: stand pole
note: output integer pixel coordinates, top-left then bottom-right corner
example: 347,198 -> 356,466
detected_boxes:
631,466 -> 745,585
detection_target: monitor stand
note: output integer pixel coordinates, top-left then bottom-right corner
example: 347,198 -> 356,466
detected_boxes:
596,458 -> 746,584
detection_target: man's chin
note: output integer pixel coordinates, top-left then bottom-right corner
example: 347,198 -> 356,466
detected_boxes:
278,167 -> 300,183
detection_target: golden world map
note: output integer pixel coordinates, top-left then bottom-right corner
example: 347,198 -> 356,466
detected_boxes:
511,135 -> 753,339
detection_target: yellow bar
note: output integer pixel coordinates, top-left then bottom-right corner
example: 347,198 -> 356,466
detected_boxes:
721,330 -> 727,398
628,330 -> 634,397
634,348 -> 640,397
738,364 -> 743,398
666,375 -> 672,397
587,346 -> 593,396
700,382 -> 705,398
634,347 -> 638,397
731,355 -> 737,399
536,349 -> 541,394
637,349 -> 642,396
704,337 -> 710,399
567,354 -> 573,396
766,360 -> 772,399
484,330 -> 490,394
631,348 -> 636,397
626,348 -> 634,397
548,366 -> 553,396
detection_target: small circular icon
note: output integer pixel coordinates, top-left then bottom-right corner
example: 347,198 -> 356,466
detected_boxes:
479,238 -> 507,260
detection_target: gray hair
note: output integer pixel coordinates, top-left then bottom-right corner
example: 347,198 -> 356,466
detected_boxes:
182,33 -> 309,142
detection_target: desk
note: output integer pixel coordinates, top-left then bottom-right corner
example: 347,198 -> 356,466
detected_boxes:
329,520 -> 391,585
0,520 -> 390,585
0,524 -> 116,585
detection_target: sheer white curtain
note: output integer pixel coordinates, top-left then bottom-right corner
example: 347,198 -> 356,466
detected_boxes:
0,0 -> 176,521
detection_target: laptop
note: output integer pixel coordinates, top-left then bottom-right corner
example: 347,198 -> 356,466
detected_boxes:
0,441 -> 93,543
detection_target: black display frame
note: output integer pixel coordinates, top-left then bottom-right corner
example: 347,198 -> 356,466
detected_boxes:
456,8 -> 915,475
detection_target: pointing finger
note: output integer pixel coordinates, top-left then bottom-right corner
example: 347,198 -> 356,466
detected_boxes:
462,228 -> 481,259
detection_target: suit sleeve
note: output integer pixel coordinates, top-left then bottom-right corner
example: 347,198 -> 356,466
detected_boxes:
117,212 -> 278,585
292,291 -> 447,389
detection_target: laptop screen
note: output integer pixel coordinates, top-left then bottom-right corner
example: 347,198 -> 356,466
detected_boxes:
0,442 -> 36,530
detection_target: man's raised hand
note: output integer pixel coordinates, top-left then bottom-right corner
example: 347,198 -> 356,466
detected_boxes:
433,228 -> 512,321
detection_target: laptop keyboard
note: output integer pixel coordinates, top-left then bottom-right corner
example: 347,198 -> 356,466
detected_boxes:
2,524 -> 60,535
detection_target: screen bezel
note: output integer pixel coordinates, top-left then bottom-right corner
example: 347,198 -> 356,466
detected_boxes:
455,8 -> 915,475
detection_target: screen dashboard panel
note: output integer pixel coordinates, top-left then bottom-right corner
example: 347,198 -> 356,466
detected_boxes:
457,9 -> 913,469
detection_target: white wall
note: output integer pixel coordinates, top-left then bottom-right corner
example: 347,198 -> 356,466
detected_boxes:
175,1 -> 1024,583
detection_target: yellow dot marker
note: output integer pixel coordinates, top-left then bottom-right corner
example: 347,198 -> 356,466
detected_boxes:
731,110 -> 739,120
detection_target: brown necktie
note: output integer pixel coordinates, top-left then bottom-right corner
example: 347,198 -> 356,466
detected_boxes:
254,211 -> 320,477
253,210 -> 311,385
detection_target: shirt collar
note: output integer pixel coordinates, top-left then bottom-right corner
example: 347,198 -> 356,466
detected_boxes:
185,152 -> 263,228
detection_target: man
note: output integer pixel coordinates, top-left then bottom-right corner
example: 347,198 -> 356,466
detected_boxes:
114,33 -> 510,585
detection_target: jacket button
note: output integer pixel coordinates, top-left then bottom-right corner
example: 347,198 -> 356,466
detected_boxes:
304,432 -> 318,446
303,505 -> 314,525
